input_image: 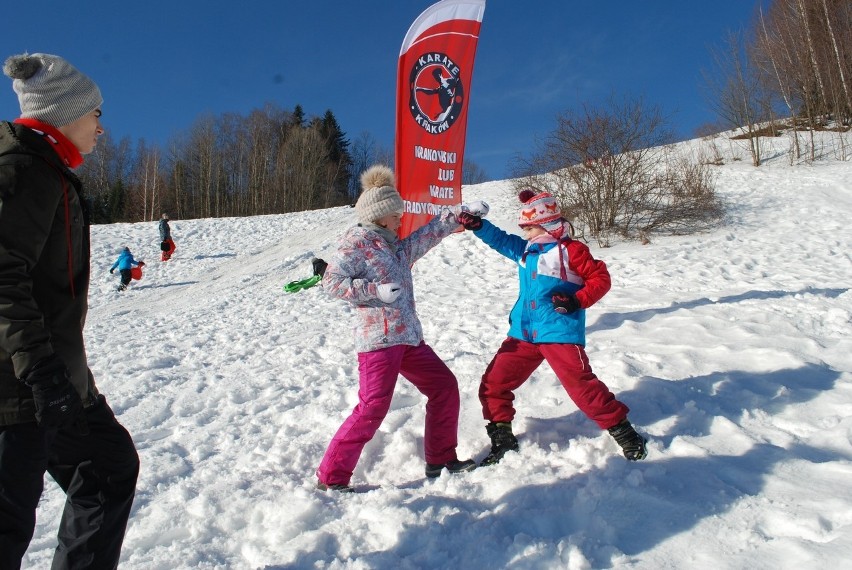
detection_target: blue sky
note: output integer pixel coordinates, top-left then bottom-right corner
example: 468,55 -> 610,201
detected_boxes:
2,0 -> 767,180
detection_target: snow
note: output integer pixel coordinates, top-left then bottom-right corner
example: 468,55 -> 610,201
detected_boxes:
23,133 -> 852,569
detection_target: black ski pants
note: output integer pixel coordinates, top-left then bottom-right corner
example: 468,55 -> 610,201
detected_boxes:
0,395 -> 139,570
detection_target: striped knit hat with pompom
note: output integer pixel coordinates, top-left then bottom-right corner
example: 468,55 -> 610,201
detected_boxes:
517,189 -> 567,237
3,52 -> 102,127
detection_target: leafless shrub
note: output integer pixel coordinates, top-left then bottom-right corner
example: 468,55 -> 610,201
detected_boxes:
510,96 -> 723,248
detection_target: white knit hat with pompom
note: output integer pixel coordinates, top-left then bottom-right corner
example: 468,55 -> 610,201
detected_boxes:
355,165 -> 404,224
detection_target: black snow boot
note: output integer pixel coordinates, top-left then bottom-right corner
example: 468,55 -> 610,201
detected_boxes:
425,458 -> 477,478
607,419 -> 648,461
316,481 -> 355,493
480,422 -> 519,467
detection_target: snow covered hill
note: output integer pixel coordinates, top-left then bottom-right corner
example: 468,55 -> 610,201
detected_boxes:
24,134 -> 852,569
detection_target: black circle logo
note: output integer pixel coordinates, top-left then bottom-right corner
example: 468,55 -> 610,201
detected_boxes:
408,53 -> 464,134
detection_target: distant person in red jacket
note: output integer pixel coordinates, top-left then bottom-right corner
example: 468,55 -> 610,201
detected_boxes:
159,213 -> 176,261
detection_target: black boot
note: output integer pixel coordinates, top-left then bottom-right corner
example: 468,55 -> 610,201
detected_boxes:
480,422 -> 519,467
425,458 -> 476,478
608,419 -> 648,461
311,257 -> 328,277
316,480 -> 355,493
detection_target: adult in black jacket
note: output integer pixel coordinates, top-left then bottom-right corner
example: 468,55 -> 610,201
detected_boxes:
0,53 -> 139,570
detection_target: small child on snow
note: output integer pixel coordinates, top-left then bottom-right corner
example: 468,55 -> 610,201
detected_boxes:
458,190 -> 647,465
109,247 -> 143,291
315,164 -> 476,492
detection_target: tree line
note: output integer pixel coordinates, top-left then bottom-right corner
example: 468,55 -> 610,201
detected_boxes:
78,104 -> 352,224
704,0 -> 851,164
77,103 -> 490,225
509,0 -> 850,246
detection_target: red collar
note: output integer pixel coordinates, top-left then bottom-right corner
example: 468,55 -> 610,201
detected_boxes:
13,117 -> 84,169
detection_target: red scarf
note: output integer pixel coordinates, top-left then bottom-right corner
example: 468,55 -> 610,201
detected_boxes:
14,117 -> 84,169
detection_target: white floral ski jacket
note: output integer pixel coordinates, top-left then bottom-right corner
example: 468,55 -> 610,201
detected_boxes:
322,210 -> 461,353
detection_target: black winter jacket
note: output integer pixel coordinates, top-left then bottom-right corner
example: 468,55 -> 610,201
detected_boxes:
0,121 -> 99,425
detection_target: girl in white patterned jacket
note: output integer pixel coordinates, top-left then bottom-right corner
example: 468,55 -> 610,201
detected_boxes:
315,165 -> 475,491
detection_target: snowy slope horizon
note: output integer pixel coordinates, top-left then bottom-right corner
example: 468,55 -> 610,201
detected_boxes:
23,132 -> 852,569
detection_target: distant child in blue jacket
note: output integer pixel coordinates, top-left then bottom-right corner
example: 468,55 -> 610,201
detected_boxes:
109,247 -> 142,291
458,190 -> 647,466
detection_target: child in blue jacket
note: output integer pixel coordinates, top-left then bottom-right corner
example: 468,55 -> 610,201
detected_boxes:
458,190 -> 647,466
109,247 -> 142,291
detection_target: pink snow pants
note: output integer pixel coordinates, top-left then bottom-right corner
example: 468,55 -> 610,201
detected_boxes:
317,342 -> 460,486
479,337 -> 629,430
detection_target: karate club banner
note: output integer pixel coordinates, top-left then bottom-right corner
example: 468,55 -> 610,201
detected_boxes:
395,0 -> 486,238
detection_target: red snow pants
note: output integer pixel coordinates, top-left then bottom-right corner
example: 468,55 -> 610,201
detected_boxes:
479,337 -> 629,430
316,342 -> 460,486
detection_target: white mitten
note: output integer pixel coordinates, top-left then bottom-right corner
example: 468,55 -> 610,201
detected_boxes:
376,282 -> 402,303
461,200 -> 489,217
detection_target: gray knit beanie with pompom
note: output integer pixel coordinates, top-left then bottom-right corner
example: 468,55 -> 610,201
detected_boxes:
355,165 -> 405,224
3,52 -> 102,127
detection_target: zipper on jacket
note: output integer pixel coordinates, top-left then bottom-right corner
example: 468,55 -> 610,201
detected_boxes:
381,308 -> 390,344
44,160 -> 76,299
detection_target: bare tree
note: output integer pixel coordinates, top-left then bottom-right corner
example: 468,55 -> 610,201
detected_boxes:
279,127 -> 333,213
798,0 -> 828,104
462,160 -> 489,185
705,29 -> 777,166
821,0 -> 852,115
126,140 -> 164,222
348,131 -> 379,200
77,132 -> 134,222
746,0 -> 852,161
755,4 -> 804,159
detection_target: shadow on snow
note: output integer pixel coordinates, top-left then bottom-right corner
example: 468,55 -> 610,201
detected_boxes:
588,287 -> 847,334
265,363 -> 841,569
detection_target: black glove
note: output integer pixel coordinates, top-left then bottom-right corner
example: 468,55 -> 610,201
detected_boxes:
552,293 -> 581,314
23,355 -> 84,430
312,257 -> 328,278
458,212 -> 482,231
110,268 -> 115,274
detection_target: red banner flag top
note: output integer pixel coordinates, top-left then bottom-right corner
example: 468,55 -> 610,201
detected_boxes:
395,0 -> 485,238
